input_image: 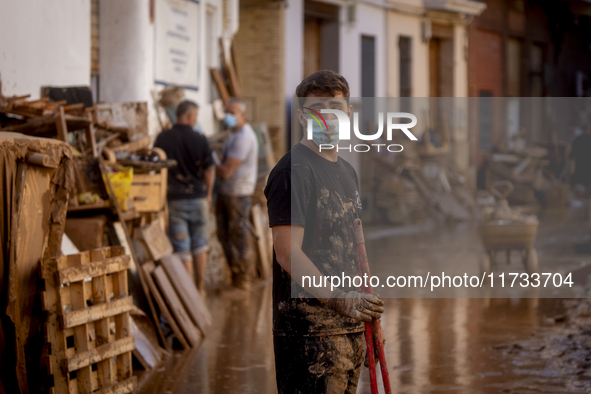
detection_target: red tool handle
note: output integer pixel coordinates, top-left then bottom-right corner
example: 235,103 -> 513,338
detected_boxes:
354,218 -> 393,394
364,320 -> 379,394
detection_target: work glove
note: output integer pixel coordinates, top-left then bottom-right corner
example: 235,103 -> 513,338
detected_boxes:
328,290 -> 384,322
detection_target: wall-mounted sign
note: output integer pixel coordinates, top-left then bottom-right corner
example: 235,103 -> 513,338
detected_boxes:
155,0 -> 200,90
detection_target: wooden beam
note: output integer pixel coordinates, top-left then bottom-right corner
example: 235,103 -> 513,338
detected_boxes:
220,37 -> 242,99
230,38 -> 243,90
55,106 -> 68,142
86,111 -> 98,157
63,103 -> 85,112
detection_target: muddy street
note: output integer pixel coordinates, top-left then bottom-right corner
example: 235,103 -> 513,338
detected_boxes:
173,207 -> 591,393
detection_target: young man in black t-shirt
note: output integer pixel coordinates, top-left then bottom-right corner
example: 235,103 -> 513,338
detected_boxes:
264,70 -> 384,393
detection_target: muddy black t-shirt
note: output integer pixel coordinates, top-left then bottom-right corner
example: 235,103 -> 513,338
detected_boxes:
264,143 -> 364,337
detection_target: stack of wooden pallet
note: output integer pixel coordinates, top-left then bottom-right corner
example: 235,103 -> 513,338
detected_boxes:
40,246 -> 136,394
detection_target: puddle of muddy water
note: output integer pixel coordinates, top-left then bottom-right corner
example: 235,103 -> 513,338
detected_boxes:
174,291 -> 586,394
171,208 -> 591,394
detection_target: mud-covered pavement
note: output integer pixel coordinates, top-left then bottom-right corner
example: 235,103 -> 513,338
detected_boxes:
170,207 -> 591,393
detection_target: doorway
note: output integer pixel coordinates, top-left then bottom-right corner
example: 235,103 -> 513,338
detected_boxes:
303,0 -> 340,78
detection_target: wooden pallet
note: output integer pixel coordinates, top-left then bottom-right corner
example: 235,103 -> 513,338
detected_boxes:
41,246 -> 137,394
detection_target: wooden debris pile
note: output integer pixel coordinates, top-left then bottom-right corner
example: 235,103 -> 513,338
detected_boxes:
484,142 -> 564,206
0,90 -> 175,173
0,84 -> 193,388
367,139 -> 475,226
0,93 -> 96,152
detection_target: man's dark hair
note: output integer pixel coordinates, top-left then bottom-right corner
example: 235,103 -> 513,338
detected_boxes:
295,70 -> 350,107
176,100 -> 199,119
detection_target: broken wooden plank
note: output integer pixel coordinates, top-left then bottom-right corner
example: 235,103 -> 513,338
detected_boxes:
59,255 -> 131,285
93,376 -> 137,394
62,296 -> 134,329
140,221 -> 173,262
143,261 -> 190,349
68,336 -> 135,372
160,254 -> 212,336
152,265 -> 202,347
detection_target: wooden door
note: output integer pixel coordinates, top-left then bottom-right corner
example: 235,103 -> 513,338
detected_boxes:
303,17 -> 321,78
429,39 -> 441,97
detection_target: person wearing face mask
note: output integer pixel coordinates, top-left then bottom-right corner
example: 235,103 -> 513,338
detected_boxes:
154,100 -> 214,298
216,98 -> 259,290
264,70 -> 384,393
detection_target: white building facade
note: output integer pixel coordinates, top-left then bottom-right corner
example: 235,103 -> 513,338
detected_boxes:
0,0 -> 234,138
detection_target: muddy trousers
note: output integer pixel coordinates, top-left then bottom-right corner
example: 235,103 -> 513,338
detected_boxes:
216,194 -> 256,286
274,332 -> 364,394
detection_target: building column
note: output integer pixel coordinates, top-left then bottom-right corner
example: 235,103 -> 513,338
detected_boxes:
99,0 -> 154,103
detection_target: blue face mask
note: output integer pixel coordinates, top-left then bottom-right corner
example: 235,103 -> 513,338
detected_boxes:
307,117 -> 340,146
223,113 -> 237,129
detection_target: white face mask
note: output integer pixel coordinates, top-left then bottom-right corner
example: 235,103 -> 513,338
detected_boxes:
309,117 -> 340,146
300,111 -> 341,146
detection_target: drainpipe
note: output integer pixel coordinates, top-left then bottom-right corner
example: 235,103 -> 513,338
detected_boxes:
221,0 -> 240,56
